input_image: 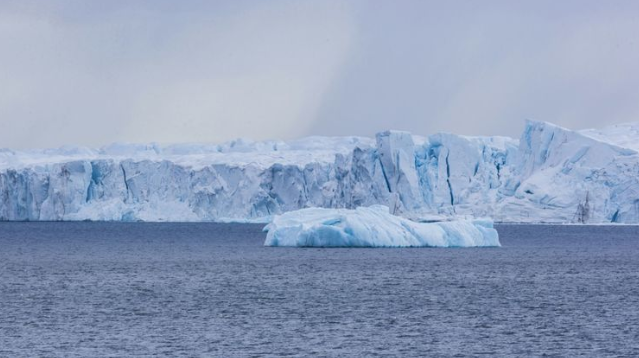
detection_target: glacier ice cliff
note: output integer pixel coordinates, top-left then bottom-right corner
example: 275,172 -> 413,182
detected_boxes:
263,205 -> 500,247
2,121 -> 639,223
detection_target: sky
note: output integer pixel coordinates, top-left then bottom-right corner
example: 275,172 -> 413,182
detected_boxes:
1,0 -> 639,149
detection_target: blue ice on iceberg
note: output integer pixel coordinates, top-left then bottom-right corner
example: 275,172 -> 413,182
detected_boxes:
263,205 -> 500,247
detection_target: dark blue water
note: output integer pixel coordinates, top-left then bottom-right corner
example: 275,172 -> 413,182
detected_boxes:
1,223 -> 638,357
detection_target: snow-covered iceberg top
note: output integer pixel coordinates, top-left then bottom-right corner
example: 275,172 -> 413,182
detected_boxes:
263,205 -> 500,248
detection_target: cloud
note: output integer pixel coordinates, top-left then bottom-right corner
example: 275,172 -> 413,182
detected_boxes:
0,1 -> 354,148
309,0 -> 639,138
1,0 -> 639,149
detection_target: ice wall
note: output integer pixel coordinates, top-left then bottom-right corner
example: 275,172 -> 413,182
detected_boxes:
2,121 -> 639,223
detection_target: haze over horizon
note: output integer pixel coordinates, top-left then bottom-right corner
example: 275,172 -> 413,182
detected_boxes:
2,0 -> 639,149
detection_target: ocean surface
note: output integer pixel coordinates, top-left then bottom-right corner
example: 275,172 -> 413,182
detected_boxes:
0,223 -> 638,357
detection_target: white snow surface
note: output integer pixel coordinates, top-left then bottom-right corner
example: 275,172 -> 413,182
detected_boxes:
263,205 -> 500,247
0,136 -> 374,171
580,122 -> 639,152
2,121 -> 639,223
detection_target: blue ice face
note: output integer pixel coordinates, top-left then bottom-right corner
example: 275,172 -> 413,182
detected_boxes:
1,121 -> 638,224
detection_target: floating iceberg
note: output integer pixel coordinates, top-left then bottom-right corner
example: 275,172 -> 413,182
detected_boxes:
263,205 -> 500,247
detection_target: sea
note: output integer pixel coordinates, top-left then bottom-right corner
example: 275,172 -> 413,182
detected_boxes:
0,222 -> 638,357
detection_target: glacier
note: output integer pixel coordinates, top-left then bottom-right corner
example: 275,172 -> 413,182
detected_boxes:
2,120 -> 639,223
263,205 -> 500,247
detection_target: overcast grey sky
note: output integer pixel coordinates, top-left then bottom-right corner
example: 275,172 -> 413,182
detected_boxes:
1,0 -> 639,149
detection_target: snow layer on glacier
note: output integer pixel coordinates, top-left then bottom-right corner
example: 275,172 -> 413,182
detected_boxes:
580,122 -> 639,152
263,205 -> 500,247
0,136 -> 375,171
